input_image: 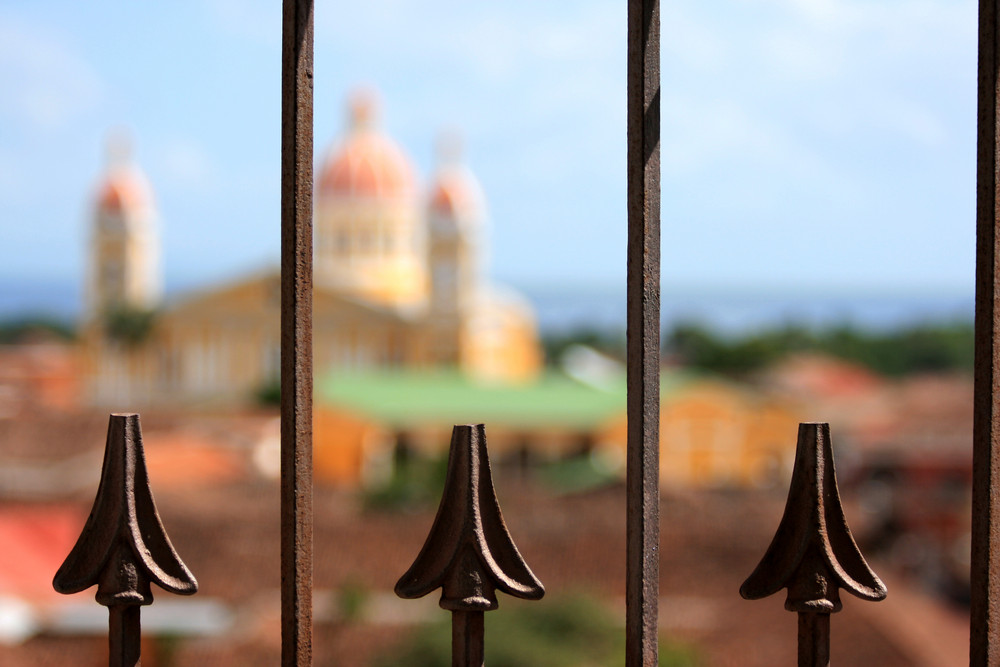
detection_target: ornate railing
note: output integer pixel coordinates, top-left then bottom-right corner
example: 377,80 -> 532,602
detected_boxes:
41,0 -> 1000,664
53,414 -> 892,666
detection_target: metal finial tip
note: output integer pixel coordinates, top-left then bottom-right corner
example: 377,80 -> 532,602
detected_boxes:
740,422 -> 885,612
54,413 -> 197,602
395,423 -> 543,611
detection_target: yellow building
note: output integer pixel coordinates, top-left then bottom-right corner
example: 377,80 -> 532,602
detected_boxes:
310,370 -> 804,489
596,377 -> 803,489
84,91 -> 542,408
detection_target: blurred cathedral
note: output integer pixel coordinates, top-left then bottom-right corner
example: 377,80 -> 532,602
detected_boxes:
83,91 -> 541,407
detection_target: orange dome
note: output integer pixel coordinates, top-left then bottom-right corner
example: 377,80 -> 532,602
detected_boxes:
96,167 -> 153,214
429,166 -> 483,220
317,91 -> 417,201
318,133 -> 416,200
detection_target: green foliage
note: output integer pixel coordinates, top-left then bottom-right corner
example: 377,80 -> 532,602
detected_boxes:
0,316 -> 76,343
542,327 -> 626,366
104,306 -> 157,345
337,579 -> 370,623
537,456 -> 619,494
374,593 -> 701,667
153,634 -> 182,667
254,378 -> 281,406
820,322 -> 974,376
362,454 -> 449,512
665,320 -> 974,377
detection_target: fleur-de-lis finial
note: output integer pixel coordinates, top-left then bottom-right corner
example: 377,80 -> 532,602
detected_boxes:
741,422 -> 886,665
54,413 -> 197,667
396,424 -> 543,665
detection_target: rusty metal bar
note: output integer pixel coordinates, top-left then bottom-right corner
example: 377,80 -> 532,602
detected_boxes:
108,607 -> 141,667
741,423 -> 886,667
972,1 -> 1000,663
452,610 -> 485,667
626,0 -> 660,664
53,414 -> 198,667
281,0 -> 314,665
396,424 -> 543,667
797,612 -> 830,667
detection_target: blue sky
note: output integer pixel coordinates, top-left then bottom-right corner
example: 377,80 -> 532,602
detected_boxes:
0,0 -> 979,303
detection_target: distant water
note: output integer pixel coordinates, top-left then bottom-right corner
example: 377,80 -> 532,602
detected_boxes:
0,279 -> 81,321
0,278 -> 975,336
520,285 -> 974,336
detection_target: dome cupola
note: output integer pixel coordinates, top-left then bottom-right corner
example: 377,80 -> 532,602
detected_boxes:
317,89 -> 417,202
95,133 -> 154,220
313,88 -> 428,308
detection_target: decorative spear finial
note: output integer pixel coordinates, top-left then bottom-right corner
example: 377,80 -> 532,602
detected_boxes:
54,413 -> 197,667
740,422 -> 886,666
396,424 -> 543,666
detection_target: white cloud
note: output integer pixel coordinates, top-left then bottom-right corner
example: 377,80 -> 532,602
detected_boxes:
758,0 -> 975,75
662,0 -> 971,162
663,3 -> 730,73
156,138 -> 219,193
205,0 -> 279,47
870,94 -> 949,147
315,0 -> 622,85
665,94 -> 798,170
0,14 -> 104,131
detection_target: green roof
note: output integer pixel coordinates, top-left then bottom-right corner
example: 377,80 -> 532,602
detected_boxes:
317,369 -> 628,430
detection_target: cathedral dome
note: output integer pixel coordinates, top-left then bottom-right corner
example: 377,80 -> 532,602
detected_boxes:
317,90 -> 417,201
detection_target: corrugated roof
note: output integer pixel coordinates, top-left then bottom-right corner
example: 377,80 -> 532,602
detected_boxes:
318,368 -> 701,430
318,369 -> 628,429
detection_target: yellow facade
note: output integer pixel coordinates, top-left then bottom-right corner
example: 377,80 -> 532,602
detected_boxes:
315,197 -> 428,308
85,94 -> 542,407
598,379 -> 802,489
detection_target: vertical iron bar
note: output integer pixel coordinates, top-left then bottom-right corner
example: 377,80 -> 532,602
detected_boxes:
626,0 -> 660,665
973,0 -> 1000,663
281,1 -> 314,665
797,613 -> 830,667
452,610 -> 485,667
108,606 -> 140,667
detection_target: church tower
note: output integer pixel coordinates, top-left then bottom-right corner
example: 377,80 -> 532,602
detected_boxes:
425,135 -> 484,364
87,136 -> 161,320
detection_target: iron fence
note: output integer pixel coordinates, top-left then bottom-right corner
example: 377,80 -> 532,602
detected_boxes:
46,0 -> 1000,664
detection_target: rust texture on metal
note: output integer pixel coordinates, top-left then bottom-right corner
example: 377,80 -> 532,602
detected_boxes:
626,0 -> 660,664
396,424 -> 543,666
53,413 -> 197,667
741,423 -> 886,667
972,0 -> 1000,663
797,612 -> 831,667
452,610 -> 486,667
281,0 -> 314,665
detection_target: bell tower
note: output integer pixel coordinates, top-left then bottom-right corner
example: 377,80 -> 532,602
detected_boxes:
87,134 -> 161,320
426,134 -> 483,364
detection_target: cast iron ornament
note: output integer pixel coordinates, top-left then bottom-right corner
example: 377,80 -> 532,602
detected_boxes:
396,423 -> 543,610
54,413 -> 197,667
741,422 -> 885,666
740,422 -> 886,612
396,424 -> 542,666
